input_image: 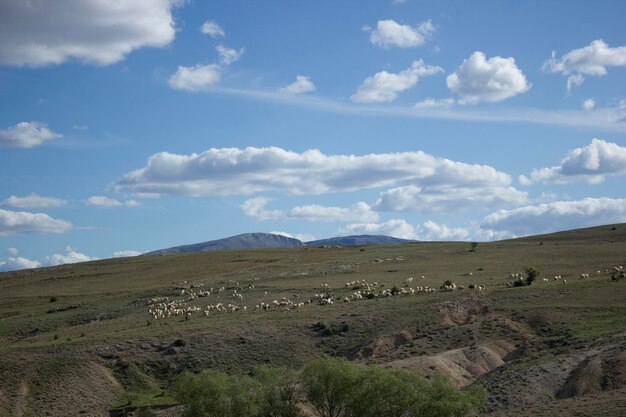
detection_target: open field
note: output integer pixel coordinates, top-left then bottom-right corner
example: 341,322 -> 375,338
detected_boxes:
1,224 -> 626,416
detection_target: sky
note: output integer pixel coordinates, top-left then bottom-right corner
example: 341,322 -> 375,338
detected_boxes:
1,0 -> 626,271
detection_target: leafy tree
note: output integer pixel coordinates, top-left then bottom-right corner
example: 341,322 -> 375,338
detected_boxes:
346,366 -> 428,417
415,372 -> 486,417
171,369 -> 233,417
255,365 -> 302,417
301,358 -> 361,417
524,267 -> 540,285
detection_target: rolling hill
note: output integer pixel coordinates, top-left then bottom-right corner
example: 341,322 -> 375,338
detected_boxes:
1,223 -> 625,417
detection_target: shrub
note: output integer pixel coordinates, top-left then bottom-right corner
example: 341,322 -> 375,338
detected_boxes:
255,365 -> 302,417
469,242 -> 478,252
173,339 -> 186,347
49,296 -> 58,303
390,285 -> 401,295
524,267 -> 540,285
315,321 -> 348,336
302,358 -> 361,417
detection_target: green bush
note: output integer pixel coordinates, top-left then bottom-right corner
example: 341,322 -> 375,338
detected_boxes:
171,359 -> 485,417
254,365 -> 302,417
524,267 -> 540,284
302,358 -> 361,417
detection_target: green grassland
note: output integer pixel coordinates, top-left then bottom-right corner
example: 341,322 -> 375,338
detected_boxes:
1,224 -> 625,416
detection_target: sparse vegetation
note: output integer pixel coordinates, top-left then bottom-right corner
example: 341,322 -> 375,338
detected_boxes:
1,223 -> 625,416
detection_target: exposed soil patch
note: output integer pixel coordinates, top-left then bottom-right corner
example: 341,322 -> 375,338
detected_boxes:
439,297 -> 489,326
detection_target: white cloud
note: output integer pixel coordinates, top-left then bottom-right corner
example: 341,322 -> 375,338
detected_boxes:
112,250 -> 142,258
240,197 -> 284,221
0,256 -> 41,272
0,208 -> 72,236
481,197 -> 626,236
2,193 -> 67,209
369,19 -> 435,48
342,219 -> 417,240
0,247 -> 97,272
567,73 -> 585,92
270,231 -> 316,242
168,64 -> 221,92
200,21 -> 225,38
242,197 -> 379,223
0,0 -> 180,67
583,98 -> 595,111
216,45 -> 244,66
392,0 -> 408,4
168,43 -> 242,92
374,184 -> 527,213
0,122 -> 62,148
447,51 -> 530,104
86,196 -> 139,207
341,218 -> 487,241
352,60 -> 443,103
41,247 -> 96,267
526,139 -> 626,184
414,98 -> 455,109
114,146 -> 516,198
543,40 -> 626,90
279,75 -> 316,94
4,248 -> 18,256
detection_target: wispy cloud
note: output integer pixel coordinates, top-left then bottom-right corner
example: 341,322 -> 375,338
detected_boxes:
181,85 -> 626,132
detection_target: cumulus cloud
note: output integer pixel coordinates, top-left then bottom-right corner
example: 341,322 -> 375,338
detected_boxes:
112,250 -> 142,258
168,63 -> 221,92
114,146 -> 516,198
352,60 -> 443,103
168,44 -> 243,92
342,219 -> 417,240
200,21 -> 225,38
279,75 -> 316,94
242,197 -> 379,222
0,122 -> 62,148
86,196 -> 140,207
369,19 -> 435,48
41,247 -> 96,267
583,98 -> 595,111
0,208 -> 72,236
0,0 -> 180,67
374,184 -> 527,213
447,51 -> 530,104
414,98 -> 455,109
543,40 -> 626,91
216,45 -> 244,66
481,197 -> 626,236
526,139 -> 626,184
0,256 -> 41,272
270,231 -> 316,242
2,193 -> 67,209
341,219 -> 488,241
4,247 -> 18,256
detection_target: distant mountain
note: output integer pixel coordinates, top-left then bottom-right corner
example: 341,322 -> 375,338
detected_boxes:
305,235 -> 415,246
145,232 -> 303,255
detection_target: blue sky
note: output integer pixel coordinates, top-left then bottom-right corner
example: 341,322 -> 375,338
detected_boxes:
1,0 -> 626,270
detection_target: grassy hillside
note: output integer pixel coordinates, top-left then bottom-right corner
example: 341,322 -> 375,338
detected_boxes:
1,223 -> 625,416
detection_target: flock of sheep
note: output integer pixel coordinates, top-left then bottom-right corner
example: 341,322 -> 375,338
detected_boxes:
146,263 -> 624,321
146,275 -> 447,320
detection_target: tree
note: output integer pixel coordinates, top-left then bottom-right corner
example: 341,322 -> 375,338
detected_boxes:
255,365 -> 302,417
301,358 -> 360,417
524,266 -> 540,285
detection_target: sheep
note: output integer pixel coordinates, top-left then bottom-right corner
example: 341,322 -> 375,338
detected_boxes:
543,278 -> 549,283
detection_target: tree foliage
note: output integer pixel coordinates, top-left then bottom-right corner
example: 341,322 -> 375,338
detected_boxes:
171,358 -> 485,417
